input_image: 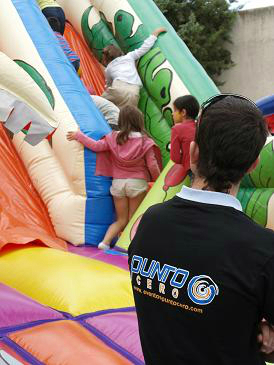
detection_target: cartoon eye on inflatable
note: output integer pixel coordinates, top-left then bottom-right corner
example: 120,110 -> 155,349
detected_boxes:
187,275 -> 219,305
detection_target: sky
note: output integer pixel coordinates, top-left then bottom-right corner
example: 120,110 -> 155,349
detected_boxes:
228,0 -> 274,10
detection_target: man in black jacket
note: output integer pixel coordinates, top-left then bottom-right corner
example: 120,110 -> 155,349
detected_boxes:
129,94 -> 274,365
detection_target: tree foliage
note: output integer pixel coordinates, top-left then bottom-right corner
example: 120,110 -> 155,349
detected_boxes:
154,0 -> 237,85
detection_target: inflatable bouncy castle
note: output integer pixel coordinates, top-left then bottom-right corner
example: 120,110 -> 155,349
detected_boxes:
257,94 -> 274,134
1,1 -> 274,364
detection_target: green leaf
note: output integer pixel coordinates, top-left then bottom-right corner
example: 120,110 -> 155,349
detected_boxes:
99,11 -> 114,34
138,47 -> 172,109
114,10 -> 148,53
240,174 -> 256,188
245,188 -> 274,227
163,107 -> 173,128
14,60 -> 55,109
137,47 -> 173,167
138,88 -> 171,166
81,6 -> 119,61
249,141 -> 274,188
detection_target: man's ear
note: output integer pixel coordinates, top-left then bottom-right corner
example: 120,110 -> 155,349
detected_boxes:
247,157 -> 260,174
190,141 -> 199,172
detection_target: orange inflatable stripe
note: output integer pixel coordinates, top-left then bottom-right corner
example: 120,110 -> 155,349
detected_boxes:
9,320 -> 132,365
0,341 -> 29,364
64,22 -> 105,95
0,126 -> 66,251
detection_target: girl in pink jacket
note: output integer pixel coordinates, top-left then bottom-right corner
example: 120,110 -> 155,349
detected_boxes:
67,105 -> 161,250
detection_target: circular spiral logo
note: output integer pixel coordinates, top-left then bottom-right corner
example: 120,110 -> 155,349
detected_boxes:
187,275 -> 219,305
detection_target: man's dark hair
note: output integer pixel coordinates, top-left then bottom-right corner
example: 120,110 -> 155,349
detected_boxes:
173,95 -> 200,119
195,96 -> 268,192
47,17 -> 61,33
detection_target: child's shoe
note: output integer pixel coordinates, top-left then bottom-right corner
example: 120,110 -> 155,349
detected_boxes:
98,242 -> 110,250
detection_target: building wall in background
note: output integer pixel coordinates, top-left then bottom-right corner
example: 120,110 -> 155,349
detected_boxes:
219,6 -> 274,101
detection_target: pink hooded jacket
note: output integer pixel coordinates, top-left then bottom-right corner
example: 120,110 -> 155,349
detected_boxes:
75,131 -> 161,181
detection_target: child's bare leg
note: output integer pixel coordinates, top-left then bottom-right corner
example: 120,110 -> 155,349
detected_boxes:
128,192 -> 146,221
99,196 -> 129,247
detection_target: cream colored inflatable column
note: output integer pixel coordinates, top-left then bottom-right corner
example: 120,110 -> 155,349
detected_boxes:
0,1 -> 86,244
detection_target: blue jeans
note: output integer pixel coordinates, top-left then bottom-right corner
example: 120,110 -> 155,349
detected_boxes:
42,7 -> 66,35
72,60 -> 80,72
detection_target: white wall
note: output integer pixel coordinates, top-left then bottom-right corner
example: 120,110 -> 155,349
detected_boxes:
219,6 -> 274,101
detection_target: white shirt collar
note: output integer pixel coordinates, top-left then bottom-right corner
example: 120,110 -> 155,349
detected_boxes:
129,132 -> 142,138
176,186 -> 242,211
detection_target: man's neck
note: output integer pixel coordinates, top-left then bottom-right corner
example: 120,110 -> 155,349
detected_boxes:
181,117 -> 193,124
191,176 -> 240,197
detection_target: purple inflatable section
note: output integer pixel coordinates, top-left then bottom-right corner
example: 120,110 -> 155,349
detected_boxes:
84,311 -> 144,363
0,283 -> 63,333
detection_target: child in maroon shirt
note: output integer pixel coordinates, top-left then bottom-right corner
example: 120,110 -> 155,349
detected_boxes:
170,95 -> 200,179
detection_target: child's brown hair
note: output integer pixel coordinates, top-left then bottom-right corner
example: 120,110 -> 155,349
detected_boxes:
116,105 -> 147,145
102,45 -> 124,65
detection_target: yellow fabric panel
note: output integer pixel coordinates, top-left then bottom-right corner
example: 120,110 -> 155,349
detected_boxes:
0,247 -> 134,316
36,0 -> 61,10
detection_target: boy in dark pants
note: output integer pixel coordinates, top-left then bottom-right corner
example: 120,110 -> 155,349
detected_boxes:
47,17 -> 80,73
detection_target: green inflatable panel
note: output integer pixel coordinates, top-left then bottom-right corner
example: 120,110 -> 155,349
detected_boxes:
79,0 -> 274,250
80,1 -> 218,165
